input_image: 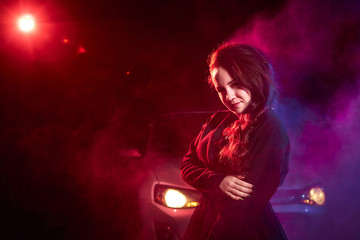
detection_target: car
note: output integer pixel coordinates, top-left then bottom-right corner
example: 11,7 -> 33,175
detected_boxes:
127,112 -> 327,240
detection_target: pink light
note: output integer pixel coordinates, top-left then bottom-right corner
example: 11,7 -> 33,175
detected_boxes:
78,46 -> 86,53
18,14 -> 35,32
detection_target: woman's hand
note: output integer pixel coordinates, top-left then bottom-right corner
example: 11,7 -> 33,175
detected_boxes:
219,175 -> 253,200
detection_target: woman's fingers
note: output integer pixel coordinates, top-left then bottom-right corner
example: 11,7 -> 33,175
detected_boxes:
231,183 -> 253,194
225,190 -> 244,201
219,175 -> 253,200
234,177 -> 254,189
228,187 -> 251,198
227,178 -> 252,194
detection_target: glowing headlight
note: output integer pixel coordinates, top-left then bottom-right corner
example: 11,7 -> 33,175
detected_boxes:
302,186 -> 326,206
164,189 -> 187,208
309,187 -> 326,205
154,185 -> 201,209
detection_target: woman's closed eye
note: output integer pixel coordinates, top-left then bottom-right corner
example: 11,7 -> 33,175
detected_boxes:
229,82 -> 242,89
216,87 -> 225,93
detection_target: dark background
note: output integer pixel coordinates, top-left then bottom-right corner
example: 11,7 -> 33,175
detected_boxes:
1,0 -> 360,239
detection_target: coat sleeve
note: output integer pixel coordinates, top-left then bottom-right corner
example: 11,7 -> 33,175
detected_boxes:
181,113 -> 226,194
210,113 -> 290,235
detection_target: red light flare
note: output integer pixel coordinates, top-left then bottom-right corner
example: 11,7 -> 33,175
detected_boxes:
1,2 -> 76,61
18,14 -> 35,33
78,46 -> 86,53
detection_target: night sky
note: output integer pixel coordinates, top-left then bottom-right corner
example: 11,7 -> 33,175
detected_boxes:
1,0 -> 360,239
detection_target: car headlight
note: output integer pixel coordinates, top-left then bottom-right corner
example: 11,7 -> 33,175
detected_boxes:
301,186 -> 326,206
154,184 -> 201,208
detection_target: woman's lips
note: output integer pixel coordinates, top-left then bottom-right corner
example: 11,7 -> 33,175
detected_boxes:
228,101 -> 241,110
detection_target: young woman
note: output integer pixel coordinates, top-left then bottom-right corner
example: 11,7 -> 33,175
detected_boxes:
181,43 -> 289,239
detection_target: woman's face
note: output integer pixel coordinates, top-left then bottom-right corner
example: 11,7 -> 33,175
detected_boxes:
211,66 -> 251,116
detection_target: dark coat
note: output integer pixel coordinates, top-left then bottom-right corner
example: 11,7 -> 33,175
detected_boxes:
181,109 -> 289,240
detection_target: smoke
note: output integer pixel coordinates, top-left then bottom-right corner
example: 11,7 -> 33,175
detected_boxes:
229,0 -> 360,238
0,108 -> 147,239
229,0 -> 360,100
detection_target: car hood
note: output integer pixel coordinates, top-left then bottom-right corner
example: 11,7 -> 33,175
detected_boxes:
150,156 -> 192,189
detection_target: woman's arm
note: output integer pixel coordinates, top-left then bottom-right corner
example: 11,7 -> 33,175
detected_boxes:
181,112 -> 228,194
181,111 -> 254,196
182,143 -> 253,198
181,135 -> 226,194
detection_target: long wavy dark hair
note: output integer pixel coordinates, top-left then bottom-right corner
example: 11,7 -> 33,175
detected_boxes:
208,43 -> 277,175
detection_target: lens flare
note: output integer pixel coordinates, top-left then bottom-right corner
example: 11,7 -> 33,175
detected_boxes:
18,14 -> 35,32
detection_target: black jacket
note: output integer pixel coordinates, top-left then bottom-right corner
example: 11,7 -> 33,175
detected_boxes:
181,109 -> 289,240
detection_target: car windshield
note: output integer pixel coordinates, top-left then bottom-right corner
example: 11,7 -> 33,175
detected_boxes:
149,112 -> 213,158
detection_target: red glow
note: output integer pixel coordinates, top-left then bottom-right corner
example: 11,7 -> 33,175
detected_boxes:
18,14 -> 35,32
78,46 -> 86,53
63,38 -> 69,43
126,71 -> 130,75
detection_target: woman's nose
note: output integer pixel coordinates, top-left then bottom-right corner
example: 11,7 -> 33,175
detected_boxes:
226,90 -> 235,101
